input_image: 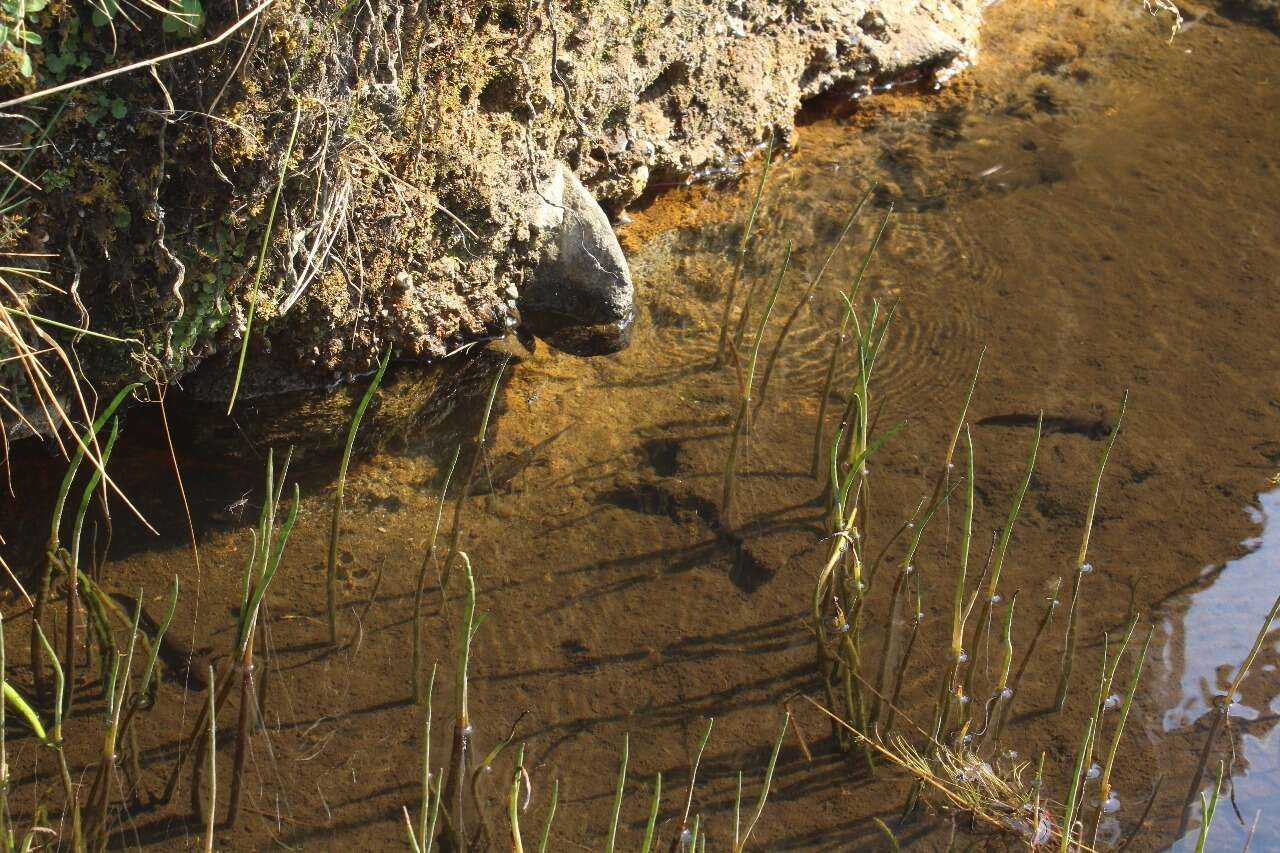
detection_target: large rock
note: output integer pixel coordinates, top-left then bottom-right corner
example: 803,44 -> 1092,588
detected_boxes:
520,163 -> 635,356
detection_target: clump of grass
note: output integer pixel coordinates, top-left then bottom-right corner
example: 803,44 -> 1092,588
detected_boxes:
810,696 -> 1065,849
164,449 -> 299,828
327,346 -> 392,645
794,209 -> 1166,848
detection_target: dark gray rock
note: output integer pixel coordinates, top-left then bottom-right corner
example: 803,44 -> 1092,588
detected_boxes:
519,163 -> 636,356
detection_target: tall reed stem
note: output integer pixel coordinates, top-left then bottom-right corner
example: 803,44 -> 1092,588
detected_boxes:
1054,390 -> 1127,711
227,105 -> 302,414
810,206 -> 891,477
442,356 -> 509,588
440,553 -> 477,851
754,188 -> 873,414
715,139 -> 773,366
933,426 -> 975,743
962,415 -> 1041,703
722,244 -> 791,524
328,347 -> 392,644
414,447 -> 461,704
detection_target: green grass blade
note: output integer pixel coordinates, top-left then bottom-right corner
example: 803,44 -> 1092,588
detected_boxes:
640,772 -> 662,853
1194,762 -> 1225,853
736,711 -> 789,852
605,734 -> 628,853
327,346 -> 392,643
227,105 -> 303,414
536,779 -> 559,853
716,137 -> 774,363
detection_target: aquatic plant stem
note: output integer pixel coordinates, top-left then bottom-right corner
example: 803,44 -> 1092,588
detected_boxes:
1090,625 -> 1153,848
606,734 -> 628,853
65,416 -> 119,719
227,104 -> 302,415
1054,390 -> 1128,712
722,243 -> 791,525
932,426 -> 975,743
413,446 -> 461,704
639,773 -> 660,853
715,138 -> 773,366
35,624 -> 81,850
994,576 -> 1061,741
440,553 -> 477,850
961,414 -> 1041,704
442,356 -> 510,589
676,719 -> 714,846
0,614 -> 8,848
327,346 -> 392,645
810,205 -> 892,477
508,744 -> 527,853
733,711 -> 789,852
1177,588 -> 1280,838
755,188 -> 873,414
32,382 -> 136,705
204,664 -> 217,853
1194,762 -> 1225,853
1060,715 -> 1096,853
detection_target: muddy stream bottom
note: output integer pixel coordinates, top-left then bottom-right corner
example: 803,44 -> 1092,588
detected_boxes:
3,1 -> 1280,850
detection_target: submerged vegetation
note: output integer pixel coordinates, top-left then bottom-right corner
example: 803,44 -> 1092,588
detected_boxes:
0,173 -> 1275,849
1,23 -> 1278,841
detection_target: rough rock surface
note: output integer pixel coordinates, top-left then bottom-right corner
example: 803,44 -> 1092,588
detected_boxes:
0,0 -> 983,419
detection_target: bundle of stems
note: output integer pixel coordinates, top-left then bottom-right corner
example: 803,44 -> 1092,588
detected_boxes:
811,285 -> 897,758
165,448 -> 299,829
754,187 -> 874,415
32,383 -> 138,704
810,205 -> 892,477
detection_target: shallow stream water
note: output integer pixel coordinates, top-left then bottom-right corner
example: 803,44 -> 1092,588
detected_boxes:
3,1 -> 1280,850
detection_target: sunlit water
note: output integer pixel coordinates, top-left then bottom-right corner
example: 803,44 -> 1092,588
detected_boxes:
2,2 -> 1280,850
